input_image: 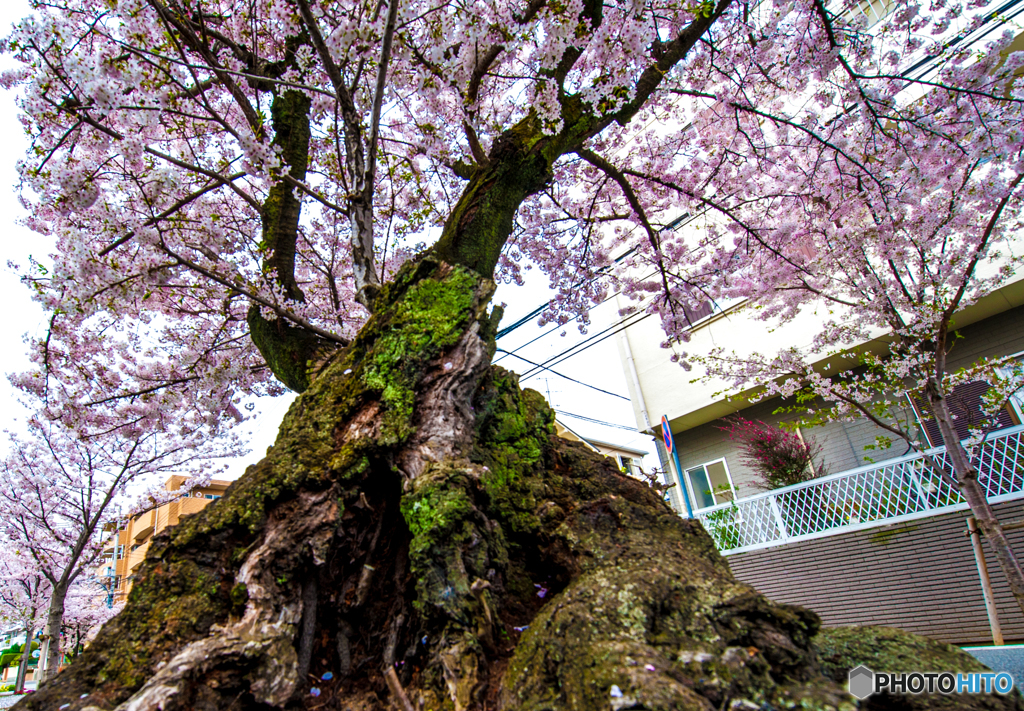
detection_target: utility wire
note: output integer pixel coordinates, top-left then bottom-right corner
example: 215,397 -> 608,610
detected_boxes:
494,286 -> 626,365
495,245 -> 641,341
495,216 -> 696,354
520,309 -> 656,381
495,303 -> 550,340
495,349 -> 631,400
554,409 -> 642,432
901,0 -> 1024,80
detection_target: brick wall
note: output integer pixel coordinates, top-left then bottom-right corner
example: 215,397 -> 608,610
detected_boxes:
726,498 -> 1024,645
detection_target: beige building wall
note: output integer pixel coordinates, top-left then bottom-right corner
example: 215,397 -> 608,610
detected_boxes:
98,476 -> 232,605
619,276 -> 1024,437
554,420 -> 649,476
617,276 -> 1024,510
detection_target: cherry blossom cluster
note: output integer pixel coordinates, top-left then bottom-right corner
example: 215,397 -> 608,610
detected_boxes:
4,0 -> 1021,457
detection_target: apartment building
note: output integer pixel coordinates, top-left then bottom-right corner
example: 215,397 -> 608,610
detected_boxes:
614,214 -> 1024,647
98,476 -> 231,606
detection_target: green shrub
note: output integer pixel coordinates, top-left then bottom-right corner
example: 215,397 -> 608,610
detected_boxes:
703,500 -> 743,550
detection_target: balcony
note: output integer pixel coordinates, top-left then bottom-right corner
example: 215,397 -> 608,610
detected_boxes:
126,541 -> 150,572
697,424 -> 1024,554
132,509 -> 155,541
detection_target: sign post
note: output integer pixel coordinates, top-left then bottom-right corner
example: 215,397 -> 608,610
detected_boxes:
662,415 -> 694,518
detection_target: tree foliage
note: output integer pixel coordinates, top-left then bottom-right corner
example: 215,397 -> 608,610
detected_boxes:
0,414 -> 232,682
3,0 -> 1024,706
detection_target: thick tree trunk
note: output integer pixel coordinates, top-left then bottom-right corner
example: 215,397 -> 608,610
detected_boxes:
15,258 -> 1014,711
14,623 -> 33,694
925,381 -> 1024,616
37,583 -> 67,683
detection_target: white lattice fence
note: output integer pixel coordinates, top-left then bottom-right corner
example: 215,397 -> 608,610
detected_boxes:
697,425 -> 1024,554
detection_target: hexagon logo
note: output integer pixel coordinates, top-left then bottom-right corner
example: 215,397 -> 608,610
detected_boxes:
848,665 -> 875,700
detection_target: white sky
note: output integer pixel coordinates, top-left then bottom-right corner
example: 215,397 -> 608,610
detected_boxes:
0,0 -> 660,482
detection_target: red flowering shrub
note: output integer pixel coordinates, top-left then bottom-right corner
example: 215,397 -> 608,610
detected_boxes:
719,417 -> 827,491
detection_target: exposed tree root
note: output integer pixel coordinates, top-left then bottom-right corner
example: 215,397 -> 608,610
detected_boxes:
17,258 -> 1022,711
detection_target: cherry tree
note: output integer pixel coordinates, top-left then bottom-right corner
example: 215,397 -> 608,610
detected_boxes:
614,4 -> 1024,610
3,0 -> 1021,708
52,575 -> 124,673
0,550 -> 46,694
0,413 -> 236,684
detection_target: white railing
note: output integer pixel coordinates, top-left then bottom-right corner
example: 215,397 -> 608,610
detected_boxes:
698,424 -> 1024,555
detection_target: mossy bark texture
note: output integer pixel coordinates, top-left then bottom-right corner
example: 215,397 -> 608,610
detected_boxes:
814,626 -> 1023,711
16,262 -> 1017,711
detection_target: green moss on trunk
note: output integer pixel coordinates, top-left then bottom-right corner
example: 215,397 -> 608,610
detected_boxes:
19,260 -> 979,711
248,89 -> 325,392
246,305 -> 328,393
815,626 -> 1023,710
261,89 -> 311,302
433,115 -> 553,276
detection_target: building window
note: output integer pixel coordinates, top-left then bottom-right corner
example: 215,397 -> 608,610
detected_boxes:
910,376 -> 1018,447
683,299 -> 714,328
683,458 -> 736,510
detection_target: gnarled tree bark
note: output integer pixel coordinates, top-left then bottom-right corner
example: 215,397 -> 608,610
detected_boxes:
18,6 -> 1021,706
17,258 -> 1020,711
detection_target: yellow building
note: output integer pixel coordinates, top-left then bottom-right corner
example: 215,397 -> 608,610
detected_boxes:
99,476 -> 231,605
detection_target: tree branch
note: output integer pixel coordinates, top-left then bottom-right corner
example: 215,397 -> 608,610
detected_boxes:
364,0 -> 401,194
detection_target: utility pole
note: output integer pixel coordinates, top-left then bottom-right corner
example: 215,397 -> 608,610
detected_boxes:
543,378 -> 556,408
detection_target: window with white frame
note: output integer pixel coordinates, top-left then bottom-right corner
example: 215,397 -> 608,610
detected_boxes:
616,455 -> 637,476
683,458 -> 736,510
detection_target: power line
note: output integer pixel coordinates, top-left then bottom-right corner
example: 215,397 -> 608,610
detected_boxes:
493,269 -> 659,406
520,309 -> 656,381
901,0 -> 1024,80
554,409 -> 642,432
494,285 -> 627,365
495,349 -> 630,400
495,245 -> 641,341
495,302 -> 550,340
494,215 -> 703,373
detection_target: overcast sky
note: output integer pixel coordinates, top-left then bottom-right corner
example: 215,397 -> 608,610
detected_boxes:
0,0 -> 659,480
